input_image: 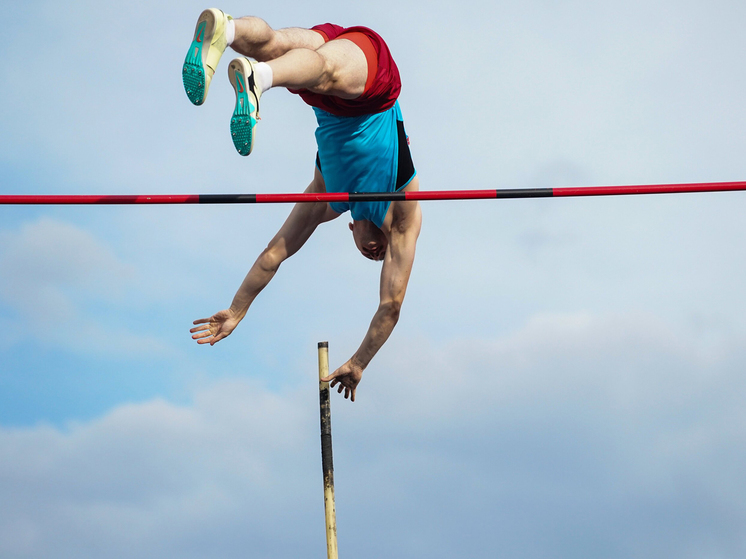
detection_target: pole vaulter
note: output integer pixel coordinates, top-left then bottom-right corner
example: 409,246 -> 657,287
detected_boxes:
1,180 -> 745,205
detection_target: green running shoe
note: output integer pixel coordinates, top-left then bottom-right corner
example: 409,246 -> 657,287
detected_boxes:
228,57 -> 261,156
183,8 -> 232,105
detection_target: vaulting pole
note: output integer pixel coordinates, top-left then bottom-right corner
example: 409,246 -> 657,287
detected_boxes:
2,180 -> 746,205
318,342 -> 338,559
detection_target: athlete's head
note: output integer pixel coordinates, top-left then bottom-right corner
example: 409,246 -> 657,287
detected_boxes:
349,220 -> 388,261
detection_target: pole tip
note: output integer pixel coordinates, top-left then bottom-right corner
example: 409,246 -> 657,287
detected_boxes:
318,341 -> 329,349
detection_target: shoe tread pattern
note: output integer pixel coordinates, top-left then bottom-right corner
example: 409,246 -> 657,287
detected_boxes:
183,21 -> 207,105
230,69 -> 258,156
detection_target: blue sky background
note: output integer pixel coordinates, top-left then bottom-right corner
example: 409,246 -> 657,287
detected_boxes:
1,0 -> 746,557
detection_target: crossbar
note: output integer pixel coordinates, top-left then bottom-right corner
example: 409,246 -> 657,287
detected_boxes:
1,181 -> 745,205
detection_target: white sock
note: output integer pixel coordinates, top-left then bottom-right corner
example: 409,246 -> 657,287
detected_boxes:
254,62 -> 273,93
225,18 -> 235,46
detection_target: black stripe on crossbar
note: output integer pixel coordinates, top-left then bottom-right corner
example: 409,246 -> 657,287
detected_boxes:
348,192 -> 408,202
199,194 -> 258,204
495,188 -> 554,198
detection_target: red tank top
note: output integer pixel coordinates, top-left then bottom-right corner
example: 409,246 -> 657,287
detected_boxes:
287,24 -> 402,117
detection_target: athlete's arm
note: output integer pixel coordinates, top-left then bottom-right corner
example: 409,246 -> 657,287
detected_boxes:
322,200 -> 422,401
191,172 -> 339,345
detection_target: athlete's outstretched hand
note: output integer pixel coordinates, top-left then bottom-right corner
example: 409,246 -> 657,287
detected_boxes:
190,309 -> 241,345
321,359 -> 364,402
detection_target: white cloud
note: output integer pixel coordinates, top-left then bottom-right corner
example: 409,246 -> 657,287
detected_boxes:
1,312 -> 745,558
358,312 -> 741,433
0,379 -> 319,559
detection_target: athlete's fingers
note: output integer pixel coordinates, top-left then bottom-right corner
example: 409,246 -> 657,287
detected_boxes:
192,331 -> 214,341
351,388 -> 356,402
320,371 -> 337,383
344,387 -> 350,399
210,332 -> 227,345
190,324 -> 210,333
196,337 -> 214,344
337,383 -> 344,394
193,318 -> 211,325
324,373 -> 341,387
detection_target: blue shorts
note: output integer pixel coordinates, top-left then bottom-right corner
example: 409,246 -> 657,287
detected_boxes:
314,101 -> 416,228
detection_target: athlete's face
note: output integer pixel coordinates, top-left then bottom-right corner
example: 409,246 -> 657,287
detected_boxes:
349,221 -> 388,261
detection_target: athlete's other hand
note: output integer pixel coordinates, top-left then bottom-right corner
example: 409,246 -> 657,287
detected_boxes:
190,309 -> 240,345
320,359 -> 364,402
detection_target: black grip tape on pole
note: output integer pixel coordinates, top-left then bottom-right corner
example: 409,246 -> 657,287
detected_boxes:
320,382 -> 334,479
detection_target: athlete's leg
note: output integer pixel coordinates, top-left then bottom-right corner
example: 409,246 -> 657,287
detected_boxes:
231,17 -> 367,99
185,11 -> 369,154
265,40 -> 367,99
231,17 -> 325,60
227,26 -> 368,155
185,10 -> 368,100
184,11 -> 354,105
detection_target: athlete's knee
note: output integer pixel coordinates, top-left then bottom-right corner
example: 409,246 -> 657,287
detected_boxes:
233,17 -> 287,61
311,40 -> 368,97
260,31 -> 292,60
308,54 -> 337,93
255,35 -> 289,61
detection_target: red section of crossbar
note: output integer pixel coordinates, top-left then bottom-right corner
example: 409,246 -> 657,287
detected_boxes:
553,181 -> 746,197
1,181 -> 746,205
255,192 -> 351,203
0,195 -> 201,205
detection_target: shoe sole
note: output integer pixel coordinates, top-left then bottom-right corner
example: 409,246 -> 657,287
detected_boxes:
182,9 -> 218,105
228,58 -> 259,156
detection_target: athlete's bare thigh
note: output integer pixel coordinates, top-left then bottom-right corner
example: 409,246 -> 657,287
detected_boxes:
273,27 -> 326,54
313,38 -> 368,99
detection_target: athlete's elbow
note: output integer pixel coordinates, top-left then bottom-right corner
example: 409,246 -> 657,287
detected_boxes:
380,299 -> 403,321
258,246 -> 283,273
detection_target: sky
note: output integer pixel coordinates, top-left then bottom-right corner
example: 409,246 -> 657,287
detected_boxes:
1,0 -> 746,557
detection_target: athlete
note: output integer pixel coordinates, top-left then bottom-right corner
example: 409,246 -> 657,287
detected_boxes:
186,9 -> 421,402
